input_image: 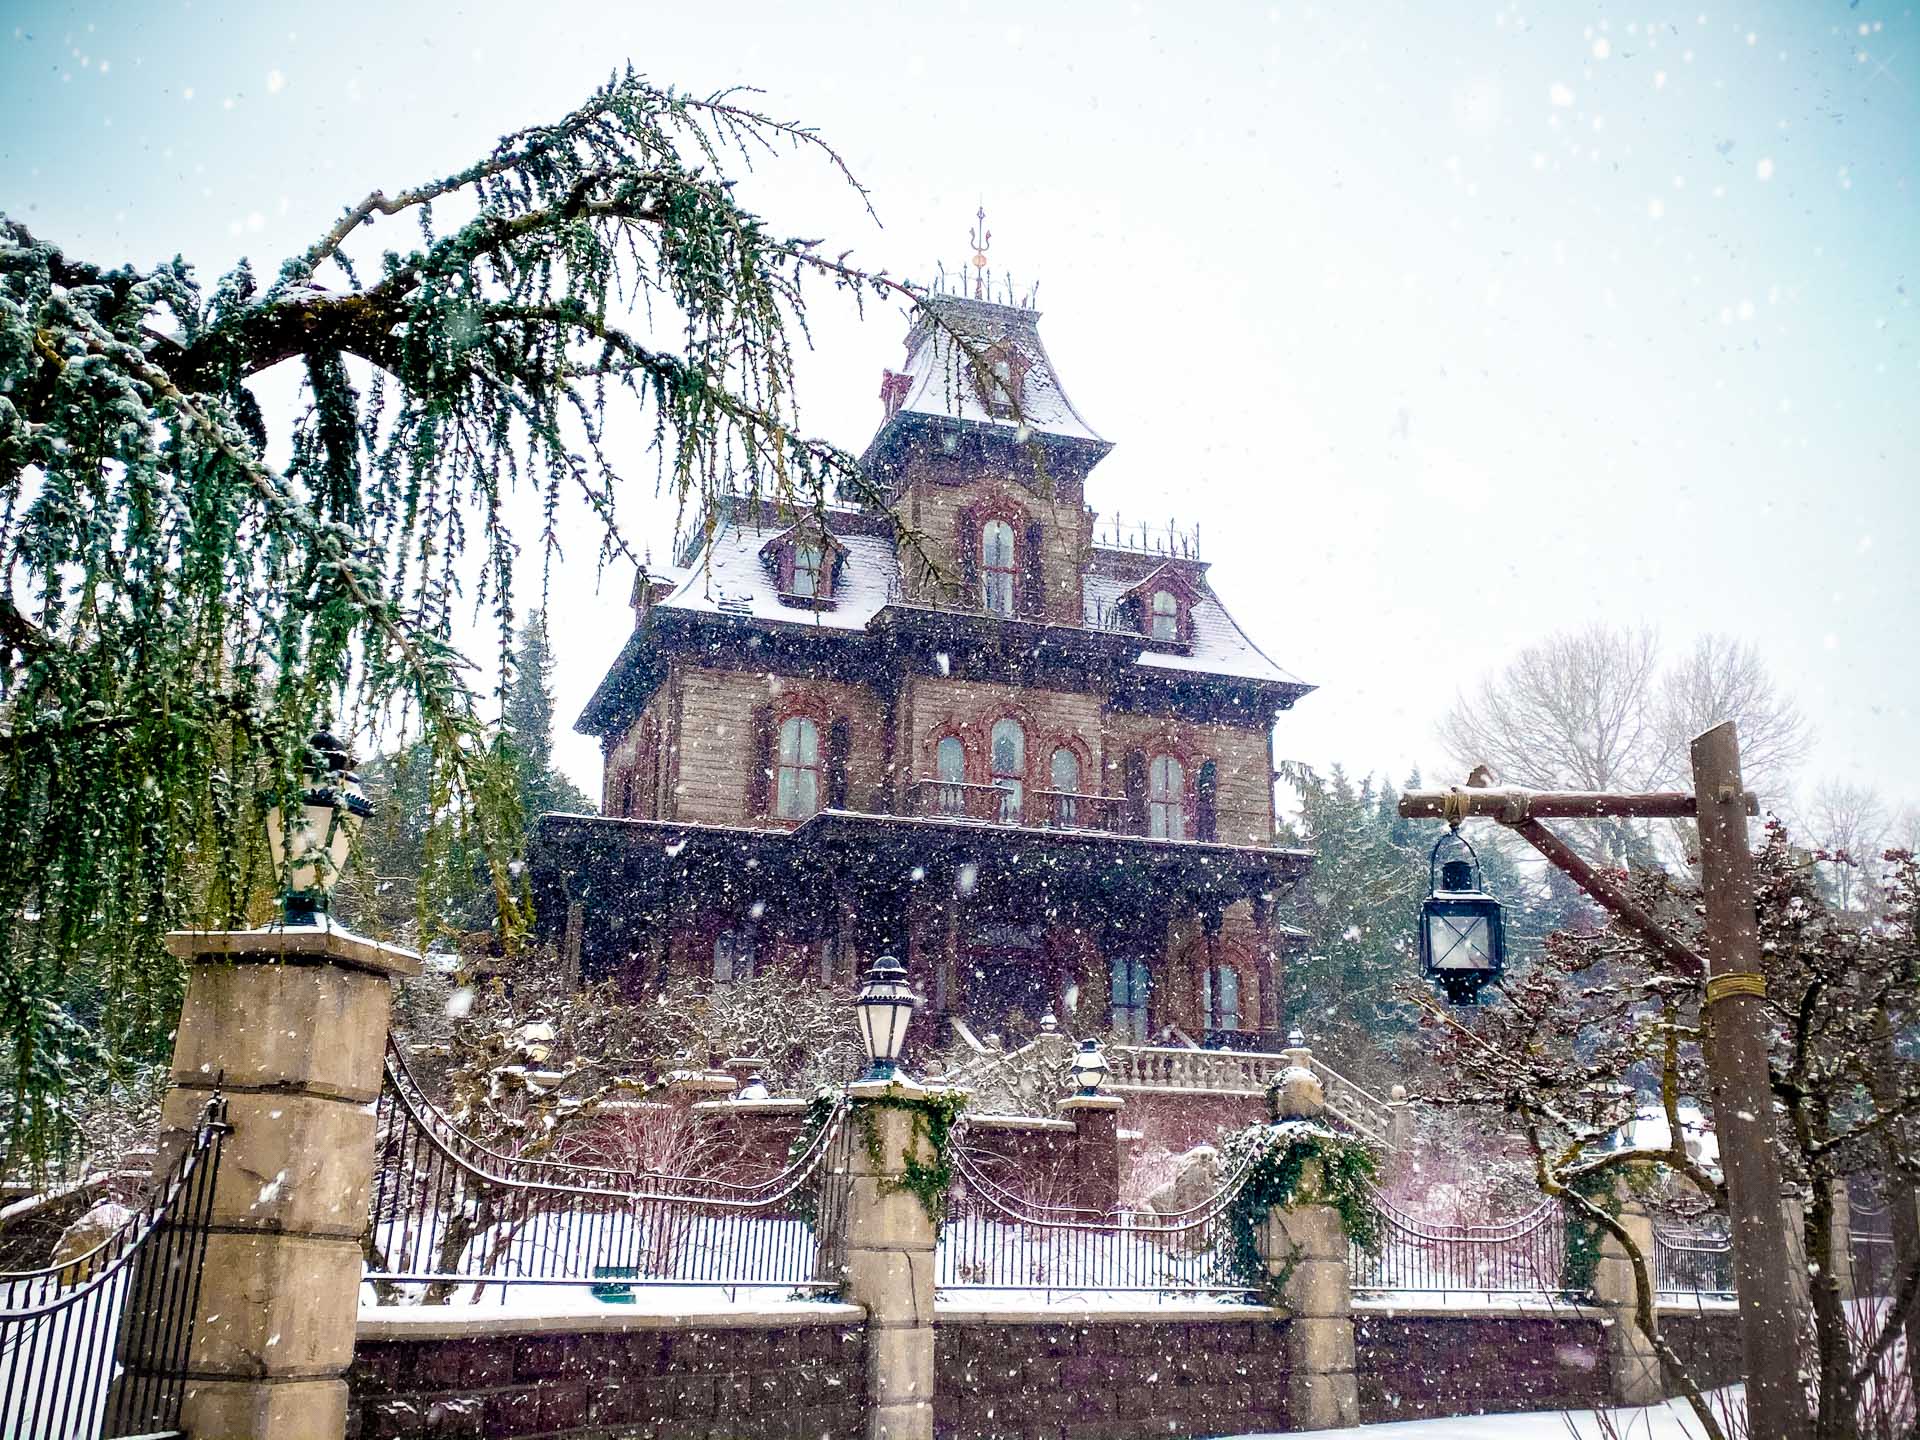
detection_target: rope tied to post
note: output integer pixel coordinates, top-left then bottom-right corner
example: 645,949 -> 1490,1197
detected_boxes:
1442,787 -> 1471,830
1705,972 -> 1767,1006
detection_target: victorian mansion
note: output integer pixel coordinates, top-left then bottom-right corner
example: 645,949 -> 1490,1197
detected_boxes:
531,275 -> 1316,1054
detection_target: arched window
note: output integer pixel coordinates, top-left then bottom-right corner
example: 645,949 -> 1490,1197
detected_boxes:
981,520 -> 1017,616
775,716 -> 821,818
1111,954 -> 1150,1039
1149,590 -> 1180,641
792,541 -> 826,599
1148,754 -> 1187,839
935,734 -> 967,816
1202,963 -> 1241,1032
991,718 -> 1025,822
1049,746 -> 1081,826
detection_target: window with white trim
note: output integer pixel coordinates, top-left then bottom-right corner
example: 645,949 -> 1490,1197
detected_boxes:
981,519 -> 1017,616
1148,754 -> 1187,840
1149,589 -> 1180,641
775,716 -> 821,818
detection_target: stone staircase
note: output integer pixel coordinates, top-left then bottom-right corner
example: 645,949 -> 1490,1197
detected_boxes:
937,1024 -> 1400,1149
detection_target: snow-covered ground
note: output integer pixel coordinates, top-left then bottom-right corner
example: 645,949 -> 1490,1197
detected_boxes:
1230,1390 -> 1740,1439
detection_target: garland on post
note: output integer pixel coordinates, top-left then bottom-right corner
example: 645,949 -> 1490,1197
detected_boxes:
853,1087 -> 968,1227
1217,1121 -> 1381,1301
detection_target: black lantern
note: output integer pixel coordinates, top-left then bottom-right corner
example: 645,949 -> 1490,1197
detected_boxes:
1069,1038 -> 1110,1096
855,955 -> 917,1082
265,730 -> 373,927
1418,829 -> 1505,1005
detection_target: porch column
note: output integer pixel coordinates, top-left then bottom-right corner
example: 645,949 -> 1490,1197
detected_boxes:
1199,907 -> 1224,1037
1251,891 -> 1280,1035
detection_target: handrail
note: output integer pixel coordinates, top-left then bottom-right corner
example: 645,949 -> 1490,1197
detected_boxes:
382,1041 -> 846,1207
953,1130 -> 1265,1234
1369,1189 -> 1561,1242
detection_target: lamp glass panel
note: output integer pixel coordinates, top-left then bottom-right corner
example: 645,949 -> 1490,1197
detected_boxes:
1426,910 -> 1493,971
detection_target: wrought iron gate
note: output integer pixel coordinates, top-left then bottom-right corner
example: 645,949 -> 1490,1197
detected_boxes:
0,1096 -> 228,1440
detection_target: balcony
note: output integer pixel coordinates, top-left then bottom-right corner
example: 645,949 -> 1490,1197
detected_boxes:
904,781 -> 1130,834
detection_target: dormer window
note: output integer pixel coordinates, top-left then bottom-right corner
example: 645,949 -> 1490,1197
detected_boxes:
1149,590 -> 1180,642
981,520 -> 1017,616
793,542 -> 827,600
761,523 -> 845,608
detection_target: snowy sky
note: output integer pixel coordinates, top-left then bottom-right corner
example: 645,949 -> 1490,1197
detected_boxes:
2,0 -> 1914,818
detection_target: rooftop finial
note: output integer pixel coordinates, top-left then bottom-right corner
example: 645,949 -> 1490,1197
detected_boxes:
969,204 -> 991,299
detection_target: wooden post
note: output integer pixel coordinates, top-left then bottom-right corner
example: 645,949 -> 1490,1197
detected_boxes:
1692,721 -> 1808,1440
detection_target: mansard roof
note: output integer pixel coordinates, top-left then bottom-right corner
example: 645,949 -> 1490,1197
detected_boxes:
890,293 -> 1106,444
575,501 -> 1310,735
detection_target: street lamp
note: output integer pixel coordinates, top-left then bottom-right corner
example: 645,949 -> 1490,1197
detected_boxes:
1069,1038 -> 1110,1096
265,730 -> 372,927
854,955 -> 917,1083
1418,829 -> 1505,1005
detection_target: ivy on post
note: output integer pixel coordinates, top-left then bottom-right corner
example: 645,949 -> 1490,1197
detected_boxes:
1251,1047 -> 1373,1431
841,1075 -> 963,1440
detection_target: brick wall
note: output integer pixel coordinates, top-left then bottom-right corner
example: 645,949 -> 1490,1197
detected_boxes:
1353,1309 -> 1614,1422
934,1311 -> 1293,1440
348,1307 -> 866,1440
1658,1306 -> 1746,1393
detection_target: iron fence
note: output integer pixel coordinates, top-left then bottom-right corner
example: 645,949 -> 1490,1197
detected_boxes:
365,1042 -> 853,1300
1,1095 -> 227,1440
1851,1206 -> 1896,1297
935,1134 -> 1262,1296
1352,1195 -> 1567,1298
1654,1223 -> 1735,1299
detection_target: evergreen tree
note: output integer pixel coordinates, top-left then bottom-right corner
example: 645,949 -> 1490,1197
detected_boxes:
502,611 -> 595,822
0,73 -> 909,1162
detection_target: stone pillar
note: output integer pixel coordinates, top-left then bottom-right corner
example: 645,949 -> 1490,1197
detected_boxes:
141,925 -> 418,1440
1260,1052 -> 1359,1429
1386,1085 -> 1413,1154
843,1078 -> 939,1440
1830,1181 -> 1855,1303
1592,1196 -> 1663,1406
1058,1091 -> 1124,1213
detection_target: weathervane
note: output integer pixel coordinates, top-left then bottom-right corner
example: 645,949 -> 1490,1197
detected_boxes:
969,205 -> 991,299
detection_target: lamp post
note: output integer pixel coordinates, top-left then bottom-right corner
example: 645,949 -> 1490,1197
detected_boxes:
854,954 -> 917,1084
264,729 -> 371,927
1398,721 -> 1807,1440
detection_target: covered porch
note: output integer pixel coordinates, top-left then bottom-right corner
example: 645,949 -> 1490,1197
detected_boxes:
531,810 -> 1313,1052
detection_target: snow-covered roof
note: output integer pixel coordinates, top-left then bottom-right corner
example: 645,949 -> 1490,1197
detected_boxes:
658,511 -> 898,632
888,294 -> 1105,445
1082,571 -> 1307,687
652,516 -> 1301,693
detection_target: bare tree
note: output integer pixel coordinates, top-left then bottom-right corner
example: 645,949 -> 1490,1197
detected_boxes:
1440,625 -> 1665,794
1654,634 -> 1811,800
1802,779 -> 1891,913
1440,625 -> 1809,860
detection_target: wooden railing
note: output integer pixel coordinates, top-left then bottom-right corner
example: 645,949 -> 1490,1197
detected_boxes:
1033,789 -> 1127,832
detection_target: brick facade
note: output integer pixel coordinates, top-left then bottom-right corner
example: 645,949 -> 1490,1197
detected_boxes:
347,1310 -> 867,1440
1353,1310 -> 1615,1422
542,288 -> 1317,1051
934,1312 -> 1293,1440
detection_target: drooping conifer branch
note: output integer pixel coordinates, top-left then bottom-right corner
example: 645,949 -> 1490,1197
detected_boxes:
0,69 -> 917,1169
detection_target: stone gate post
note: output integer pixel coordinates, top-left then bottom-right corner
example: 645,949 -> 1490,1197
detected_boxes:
1260,1050 -> 1360,1430
1592,1194 -> 1663,1406
842,1078 -> 941,1440
137,925 -> 417,1440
